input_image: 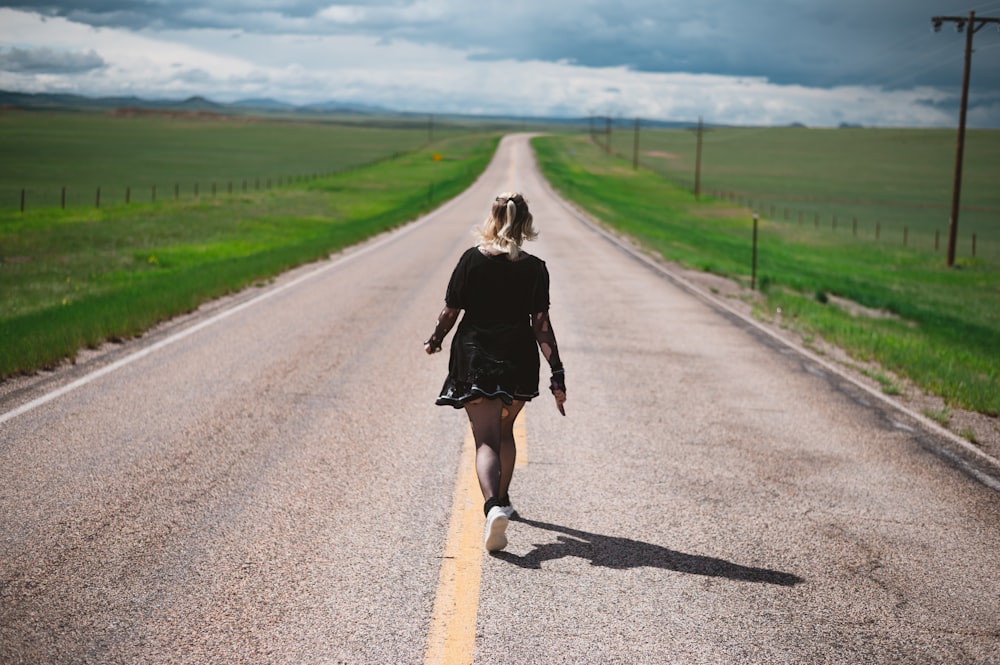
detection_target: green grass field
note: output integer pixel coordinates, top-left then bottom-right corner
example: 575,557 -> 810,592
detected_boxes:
602,125 -> 1000,261
534,133 -> 999,420
0,116 -> 500,377
0,111 -> 462,210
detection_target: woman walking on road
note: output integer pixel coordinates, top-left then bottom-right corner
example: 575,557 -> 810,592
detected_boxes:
425,192 -> 566,553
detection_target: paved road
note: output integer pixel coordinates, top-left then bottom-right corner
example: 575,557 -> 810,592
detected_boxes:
1,135 -> 998,664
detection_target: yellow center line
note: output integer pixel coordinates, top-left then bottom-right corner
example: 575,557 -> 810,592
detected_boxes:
514,413 -> 527,467
424,413 -> 527,664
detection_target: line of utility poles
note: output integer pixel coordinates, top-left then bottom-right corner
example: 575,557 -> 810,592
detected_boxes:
689,117 -> 708,200
599,115 -> 708,196
931,10 -> 999,267
589,115 -> 613,153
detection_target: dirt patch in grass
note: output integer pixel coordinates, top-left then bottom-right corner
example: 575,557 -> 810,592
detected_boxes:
643,150 -> 682,160
826,294 -> 900,320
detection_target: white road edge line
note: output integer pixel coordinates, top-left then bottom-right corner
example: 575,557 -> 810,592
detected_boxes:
0,182 -> 476,427
538,170 -> 1000,482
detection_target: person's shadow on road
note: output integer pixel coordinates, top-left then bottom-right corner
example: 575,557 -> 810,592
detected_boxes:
493,516 -> 804,587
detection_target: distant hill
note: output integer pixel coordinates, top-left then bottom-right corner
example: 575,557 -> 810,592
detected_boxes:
0,90 -> 397,117
0,89 -> 705,128
232,98 -> 297,111
298,100 -> 394,115
0,90 -> 229,114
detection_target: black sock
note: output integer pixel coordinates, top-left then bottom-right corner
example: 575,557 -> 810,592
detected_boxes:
483,497 -> 501,517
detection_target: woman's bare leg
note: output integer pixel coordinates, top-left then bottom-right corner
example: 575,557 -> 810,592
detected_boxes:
465,397 -> 522,551
498,400 -> 525,503
464,397 -> 505,501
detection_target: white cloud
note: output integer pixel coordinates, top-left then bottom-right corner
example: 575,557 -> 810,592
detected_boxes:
0,7 -> 992,126
317,5 -> 367,24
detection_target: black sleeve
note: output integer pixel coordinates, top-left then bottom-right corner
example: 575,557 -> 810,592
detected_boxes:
530,259 -> 551,313
445,249 -> 472,309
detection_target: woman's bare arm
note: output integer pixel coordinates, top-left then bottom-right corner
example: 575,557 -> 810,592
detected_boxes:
531,310 -> 566,414
424,306 -> 460,354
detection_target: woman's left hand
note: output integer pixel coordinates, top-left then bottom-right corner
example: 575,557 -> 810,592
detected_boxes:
553,389 -> 566,416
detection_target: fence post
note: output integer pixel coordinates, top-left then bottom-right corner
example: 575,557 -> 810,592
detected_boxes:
972,233 -> 976,257
853,218 -> 857,237
904,227 -> 908,246
20,189 -> 25,213
126,186 -> 131,204
751,213 -> 759,291
61,187 -> 66,209
96,186 -> 101,208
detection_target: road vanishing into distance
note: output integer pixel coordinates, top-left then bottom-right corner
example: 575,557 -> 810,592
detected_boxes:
2,135 -> 998,664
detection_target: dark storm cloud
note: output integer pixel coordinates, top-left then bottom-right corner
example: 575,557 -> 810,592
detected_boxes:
0,46 -> 106,73
3,0 -> 998,90
1,0 -> 334,30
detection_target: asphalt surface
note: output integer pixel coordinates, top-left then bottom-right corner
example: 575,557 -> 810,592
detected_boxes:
1,134 -> 998,664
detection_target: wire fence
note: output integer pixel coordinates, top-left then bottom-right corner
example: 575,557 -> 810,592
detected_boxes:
704,188 -> 989,260
590,124 -> 999,262
9,172 -> 334,213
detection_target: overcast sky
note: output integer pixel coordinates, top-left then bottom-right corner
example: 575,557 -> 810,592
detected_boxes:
2,1 -> 999,127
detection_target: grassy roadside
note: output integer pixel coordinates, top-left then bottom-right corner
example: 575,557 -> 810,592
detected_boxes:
0,133 -> 500,378
533,134 -> 999,420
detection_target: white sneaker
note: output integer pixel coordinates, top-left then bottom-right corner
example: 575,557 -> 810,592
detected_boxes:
484,506 -> 509,552
499,504 -> 515,519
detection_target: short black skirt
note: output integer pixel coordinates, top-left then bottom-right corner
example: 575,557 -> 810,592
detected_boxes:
435,320 -> 540,408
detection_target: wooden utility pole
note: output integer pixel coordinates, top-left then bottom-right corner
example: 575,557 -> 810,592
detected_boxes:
689,117 -> 709,199
633,118 -> 640,170
605,116 -> 611,153
931,11 -> 1000,267
695,117 -> 704,199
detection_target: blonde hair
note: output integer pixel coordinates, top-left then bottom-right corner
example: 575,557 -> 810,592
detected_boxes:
477,192 -> 537,260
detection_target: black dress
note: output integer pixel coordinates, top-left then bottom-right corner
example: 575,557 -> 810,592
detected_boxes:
435,247 -> 550,408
